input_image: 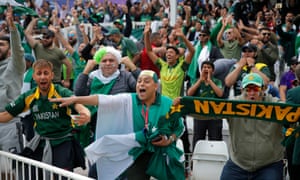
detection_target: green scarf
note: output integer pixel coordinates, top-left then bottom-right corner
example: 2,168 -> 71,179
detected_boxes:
164,96 -> 300,164
187,41 -> 212,84
88,78 -> 116,115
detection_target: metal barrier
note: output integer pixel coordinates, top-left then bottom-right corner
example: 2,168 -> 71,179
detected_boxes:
0,150 -> 93,180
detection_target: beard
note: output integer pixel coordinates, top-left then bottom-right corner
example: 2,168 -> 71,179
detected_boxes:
69,39 -> 77,46
0,49 -> 9,61
42,41 -> 52,48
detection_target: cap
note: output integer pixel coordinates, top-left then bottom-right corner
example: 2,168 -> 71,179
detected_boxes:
242,73 -> 264,88
139,70 -> 158,83
114,19 -> 124,26
242,42 -> 257,52
290,56 -> 299,65
196,19 -> 205,25
104,27 -> 121,36
93,46 -> 121,64
200,26 -> 210,35
166,44 -> 180,54
24,53 -> 35,63
42,29 -> 55,38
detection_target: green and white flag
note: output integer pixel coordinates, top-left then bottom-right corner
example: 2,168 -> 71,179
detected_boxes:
85,93 -> 185,180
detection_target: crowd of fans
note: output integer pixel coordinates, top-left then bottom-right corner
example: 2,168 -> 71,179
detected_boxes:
1,0 -> 300,179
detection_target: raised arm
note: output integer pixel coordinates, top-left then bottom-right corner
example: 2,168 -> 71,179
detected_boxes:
72,8 -> 88,44
6,5 -> 25,73
122,4 -> 132,37
217,18 -> 227,48
175,28 -> 195,64
225,58 -> 247,87
24,18 -> 39,48
49,95 -> 99,107
144,21 -> 159,64
50,25 -> 75,55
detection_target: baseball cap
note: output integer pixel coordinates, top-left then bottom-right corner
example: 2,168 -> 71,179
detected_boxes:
104,27 -> 121,36
242,43 -> 257,52
200,27 -> 210,35
114,19 -> 124,26
290,56 -> 299,65
24,53 -> 35,63
242,73 -> 264,88
139,70 -> 158,83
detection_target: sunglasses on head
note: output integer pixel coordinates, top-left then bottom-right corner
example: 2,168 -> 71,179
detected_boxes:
245,86 -> 261,92
262,32 -> 271,36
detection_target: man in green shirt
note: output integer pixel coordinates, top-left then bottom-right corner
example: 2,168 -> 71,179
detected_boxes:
105,27 -> 140,64
144,21 -> 195,100
225,43 -> 271,96
0,59 -> 90,172
187,61 -> 224,148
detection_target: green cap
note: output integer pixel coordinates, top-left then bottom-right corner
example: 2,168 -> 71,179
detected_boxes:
242,73 -> 264,88
104,27 -> 120,36
114,19 -> 124,26
139,70 -> 158,83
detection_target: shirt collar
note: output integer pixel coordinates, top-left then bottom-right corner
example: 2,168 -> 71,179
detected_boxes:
136,92 -> 161,106
33,83 -> 55,99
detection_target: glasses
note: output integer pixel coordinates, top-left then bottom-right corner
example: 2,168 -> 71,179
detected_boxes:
243,50 -> 254,53
245,86 -> 261,92
199,34 -> 207,37
68,34 -> 75,38
262,33 -> 271,36
42,36 -> 51,39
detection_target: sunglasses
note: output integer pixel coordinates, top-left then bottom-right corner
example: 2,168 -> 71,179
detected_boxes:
42,36 -> 51,39
245,86 -> 261,92
243,50 -> 254,53
199,34 -> 207,37
68,34 -> 75,38
262,33 -> 271,36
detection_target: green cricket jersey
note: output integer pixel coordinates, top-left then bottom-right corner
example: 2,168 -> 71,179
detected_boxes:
5,84 -> 75,146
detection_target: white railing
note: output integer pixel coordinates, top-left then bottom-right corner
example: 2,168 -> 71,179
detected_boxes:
0,150 -> 94,180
